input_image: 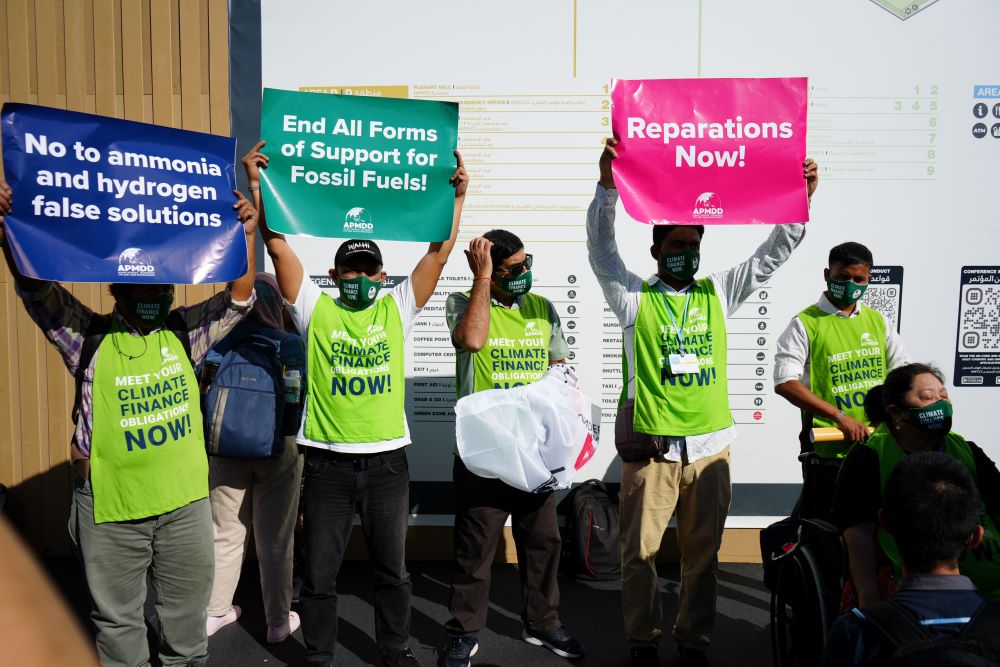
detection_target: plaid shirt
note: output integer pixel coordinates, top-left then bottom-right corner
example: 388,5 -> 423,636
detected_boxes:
18,283 -> 255,460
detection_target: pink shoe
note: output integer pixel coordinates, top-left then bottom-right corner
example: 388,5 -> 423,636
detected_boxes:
206,605 -> 241,637
267,610 -> 301,644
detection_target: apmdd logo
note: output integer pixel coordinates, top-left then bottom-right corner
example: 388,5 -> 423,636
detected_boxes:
344,207 -> 374,233
693,192 -> 724,220
160,347 -> 179,363
860,332 -> 879,347
117,247 -> 155,277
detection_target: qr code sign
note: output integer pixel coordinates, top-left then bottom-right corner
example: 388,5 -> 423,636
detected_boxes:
959,285 -> 1000,351
862,285 -> 900,331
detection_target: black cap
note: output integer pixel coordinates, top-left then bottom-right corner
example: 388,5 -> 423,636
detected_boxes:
334,239 -> 383,267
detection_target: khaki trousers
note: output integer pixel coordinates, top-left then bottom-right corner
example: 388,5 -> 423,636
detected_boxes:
207,438 -> 303,627
620,446 -> 732,650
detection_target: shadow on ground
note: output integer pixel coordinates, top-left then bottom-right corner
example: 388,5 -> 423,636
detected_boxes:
44,556 -> 772,666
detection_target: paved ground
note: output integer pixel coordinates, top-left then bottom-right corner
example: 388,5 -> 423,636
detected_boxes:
46,558 -> 773,666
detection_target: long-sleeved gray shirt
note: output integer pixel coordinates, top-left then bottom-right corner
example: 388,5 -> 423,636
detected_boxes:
586,184 -> 806,462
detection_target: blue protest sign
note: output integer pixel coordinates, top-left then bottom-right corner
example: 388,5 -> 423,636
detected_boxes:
0,103 -> 247,284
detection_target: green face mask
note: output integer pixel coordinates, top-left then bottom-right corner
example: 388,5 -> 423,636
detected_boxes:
658,248 -> 700,282
498,270 -> 533,297
338,275 -> 382,308
905,399 -> 953,435
827,278 -> 868,307
126,294 -> 173,326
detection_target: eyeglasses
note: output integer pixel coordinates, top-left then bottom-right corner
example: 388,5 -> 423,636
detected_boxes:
494,254 -> 533,277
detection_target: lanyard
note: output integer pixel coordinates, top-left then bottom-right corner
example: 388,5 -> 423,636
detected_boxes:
658,284 -> 693,354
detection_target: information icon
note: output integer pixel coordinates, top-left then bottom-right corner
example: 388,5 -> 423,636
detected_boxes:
974,102 -> 989,118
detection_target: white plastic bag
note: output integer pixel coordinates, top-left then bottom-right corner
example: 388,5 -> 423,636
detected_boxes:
455,365 -> 600,492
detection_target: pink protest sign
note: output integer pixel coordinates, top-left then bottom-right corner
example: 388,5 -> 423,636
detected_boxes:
610,77 -> 809,225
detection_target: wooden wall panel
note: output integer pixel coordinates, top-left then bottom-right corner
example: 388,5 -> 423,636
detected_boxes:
0,0 -> 232,555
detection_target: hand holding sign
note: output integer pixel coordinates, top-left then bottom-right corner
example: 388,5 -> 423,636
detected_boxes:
0,179 -> 11,222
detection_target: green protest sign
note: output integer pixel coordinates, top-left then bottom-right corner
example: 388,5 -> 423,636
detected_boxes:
259,88 -> 458,241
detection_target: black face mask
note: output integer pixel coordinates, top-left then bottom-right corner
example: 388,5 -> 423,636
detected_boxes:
126,294 -> 173,326
904,400 -> 954,435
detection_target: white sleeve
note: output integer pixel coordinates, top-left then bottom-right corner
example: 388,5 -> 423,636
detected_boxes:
585,184 -> 643,329
773,316 -> 809,386
710,223 -> 807,317
290,275 -> 322,338
391,278 -> 422,338
884,313 -> 911,371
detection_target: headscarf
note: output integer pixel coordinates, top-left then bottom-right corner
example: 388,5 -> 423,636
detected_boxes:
249,272 -> 285,330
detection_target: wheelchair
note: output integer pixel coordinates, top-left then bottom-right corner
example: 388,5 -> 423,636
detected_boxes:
763,442 -> 850,667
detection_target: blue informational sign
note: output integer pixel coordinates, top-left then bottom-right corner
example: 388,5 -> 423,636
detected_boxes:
0,103 -> 247,284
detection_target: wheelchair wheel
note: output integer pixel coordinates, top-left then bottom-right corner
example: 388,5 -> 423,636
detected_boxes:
770,544 -> 828,667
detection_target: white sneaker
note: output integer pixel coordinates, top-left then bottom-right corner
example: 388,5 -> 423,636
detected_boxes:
206,605 -> 241,637
267,610 -> 301,644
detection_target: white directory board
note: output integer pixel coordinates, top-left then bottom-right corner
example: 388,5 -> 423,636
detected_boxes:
260,0 -> 1000,522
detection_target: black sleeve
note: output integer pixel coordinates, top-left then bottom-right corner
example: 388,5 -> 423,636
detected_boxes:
968,441 -> 1000,521
834,444 -> 883,531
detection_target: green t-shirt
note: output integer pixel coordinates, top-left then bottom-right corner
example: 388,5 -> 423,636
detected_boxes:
90,325 -> 206,523
630,279 -> 733,436
446,291 -> 569,398
304,291 -> 406,444
799,303 -> 888,457
863,427 -> 1000,598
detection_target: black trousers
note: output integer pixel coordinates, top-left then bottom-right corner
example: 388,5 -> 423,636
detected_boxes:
299,446 -> 411,666
445,457 -> 562,637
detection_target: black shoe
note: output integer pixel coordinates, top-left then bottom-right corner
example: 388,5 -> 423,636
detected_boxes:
382,647 -> 422,667
437,634 -> 479,667
629,646 -> 659,667
677,646 -> 710,666
522,626 -> 584,659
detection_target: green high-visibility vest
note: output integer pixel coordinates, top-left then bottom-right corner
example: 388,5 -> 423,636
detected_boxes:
864,427 -> 1000,598
304,292 -> 406,443
799,304 -> 888,458
468,292 -> 551,396
631,279 -> 733,436
90,325 -> 206,523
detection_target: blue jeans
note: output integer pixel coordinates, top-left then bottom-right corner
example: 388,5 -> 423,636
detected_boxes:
299,446 -> 412,665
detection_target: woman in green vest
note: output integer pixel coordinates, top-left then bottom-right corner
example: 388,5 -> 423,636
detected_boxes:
835,363 -> 1000,607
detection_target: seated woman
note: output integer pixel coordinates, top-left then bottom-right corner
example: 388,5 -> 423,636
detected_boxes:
834,362 -> 1000,607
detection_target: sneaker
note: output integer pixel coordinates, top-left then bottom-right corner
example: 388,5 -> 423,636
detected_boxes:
381,646 -> 422,667
677,646 -> 710,666
629,646 -> 659,667
437,634 -> 479,667
266,610 -> 301,644
206,605 -> 241,637
522,626 -> 584,659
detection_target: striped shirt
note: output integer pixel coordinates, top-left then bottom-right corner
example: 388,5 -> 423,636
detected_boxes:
17,283 -> 254,460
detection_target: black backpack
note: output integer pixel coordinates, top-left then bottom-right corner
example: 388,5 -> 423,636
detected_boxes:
862,599 -> 1000,667
560,479 -> 621,581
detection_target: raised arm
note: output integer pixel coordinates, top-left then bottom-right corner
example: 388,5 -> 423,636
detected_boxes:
410,151 -> 469,308
587,138 -> 643,327
230,190 -> 258,302
0,179 -> 96,373
712,158 -> 818,315
0,180 -> 47,293
243,140 -> 305,304
451,237 -> 493,352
